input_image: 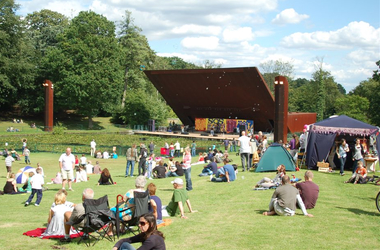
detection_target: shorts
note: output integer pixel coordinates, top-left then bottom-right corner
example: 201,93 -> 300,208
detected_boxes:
61,169 -> 74,180
6,166 -> 11,172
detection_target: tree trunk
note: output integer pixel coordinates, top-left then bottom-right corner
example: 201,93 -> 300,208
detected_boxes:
88,115 -> 93,129
121,67 -> 129,108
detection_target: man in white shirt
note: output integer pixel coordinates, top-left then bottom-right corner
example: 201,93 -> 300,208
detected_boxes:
174,141 -> 181,157
59,148 -> 75,191
238,131 -> 251,172
5,153 -> 15,179
90,139 -> 96,157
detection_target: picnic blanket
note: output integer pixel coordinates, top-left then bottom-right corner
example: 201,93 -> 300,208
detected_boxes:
23,228 -> 82,239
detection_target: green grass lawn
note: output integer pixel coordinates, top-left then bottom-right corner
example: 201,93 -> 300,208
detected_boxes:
0,152 -> 379,250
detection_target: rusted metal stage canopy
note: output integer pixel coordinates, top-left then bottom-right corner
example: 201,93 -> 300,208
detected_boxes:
145,67 -> 315,132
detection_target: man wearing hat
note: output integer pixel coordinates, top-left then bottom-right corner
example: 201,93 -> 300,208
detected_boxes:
138,143 -> 148,176
165,178 -> 196,219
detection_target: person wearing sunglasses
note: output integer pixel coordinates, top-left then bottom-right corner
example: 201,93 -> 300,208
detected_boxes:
113,213 -> 165,250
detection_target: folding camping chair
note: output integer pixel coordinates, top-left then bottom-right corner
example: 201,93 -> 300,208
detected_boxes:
115,190 -> 150,238
75,195 -> 115,247
297,150 -> 307,169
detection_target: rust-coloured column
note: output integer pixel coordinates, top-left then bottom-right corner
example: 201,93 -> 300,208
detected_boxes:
43,80 -> 54,131
274,76 -> 288,144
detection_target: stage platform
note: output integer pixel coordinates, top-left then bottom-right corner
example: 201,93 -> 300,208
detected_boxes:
132,130 -> 240,141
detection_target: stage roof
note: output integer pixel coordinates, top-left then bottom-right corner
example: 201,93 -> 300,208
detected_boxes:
145,67 -> 315,132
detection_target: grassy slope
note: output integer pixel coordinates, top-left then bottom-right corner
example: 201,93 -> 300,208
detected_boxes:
0,152 -> 379,250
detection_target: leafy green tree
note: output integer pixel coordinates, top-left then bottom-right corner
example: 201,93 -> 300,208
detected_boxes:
44,11 -> 123,128
21,10 -> 70,114
0,0 -> 35,111
259,59 -> 294,93
335,95 -> 370,123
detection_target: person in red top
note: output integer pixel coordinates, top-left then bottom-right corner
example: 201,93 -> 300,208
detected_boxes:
345,161 -> 368,184
295,171 -> 319,209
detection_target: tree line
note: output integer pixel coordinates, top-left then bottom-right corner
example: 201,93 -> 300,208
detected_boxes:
1,0 -> 379,127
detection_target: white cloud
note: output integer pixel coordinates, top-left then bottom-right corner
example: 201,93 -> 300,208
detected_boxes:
172,25 -> 221,36
272,8 -> 309,25
281,21 -> 380,50
181,36 -> 220,50
223,27 -> 255,43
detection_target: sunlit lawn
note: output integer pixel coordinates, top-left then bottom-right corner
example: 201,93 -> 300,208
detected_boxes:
1,151 -> 379,250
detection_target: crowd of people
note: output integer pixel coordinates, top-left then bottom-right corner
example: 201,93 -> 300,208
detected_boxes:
3,132 -> 379,250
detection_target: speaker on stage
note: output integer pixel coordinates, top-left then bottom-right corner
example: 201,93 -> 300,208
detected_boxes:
173,131 -> 179,134
201,133 -> 209,136
181,132 -> 189,135
148,119 -> 155,132
239,124 -> 246,136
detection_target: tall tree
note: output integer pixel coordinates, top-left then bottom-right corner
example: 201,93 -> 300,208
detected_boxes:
335,95 -> 370,123
44,11 -> 123,128
0,0 -> 35,111
259,59 -> 294,93
117,11 -> 156,108
313,58 -> 326,121
21,10 -> 69,114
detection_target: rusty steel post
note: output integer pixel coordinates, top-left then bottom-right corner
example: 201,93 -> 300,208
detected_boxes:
274,76 -> 288,144
42,80 -> 54,132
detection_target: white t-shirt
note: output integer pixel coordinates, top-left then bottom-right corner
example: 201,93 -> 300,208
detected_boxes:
238,136 -> 251,153
174,142 -> 180,150
80,156 -> 87,165
59,153 -> 75,171
91,141 -> 96,148
86,164 -> 94,174
31,174 -> 44,189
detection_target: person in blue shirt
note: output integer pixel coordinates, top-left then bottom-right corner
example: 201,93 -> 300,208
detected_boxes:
211,159 -> 237,182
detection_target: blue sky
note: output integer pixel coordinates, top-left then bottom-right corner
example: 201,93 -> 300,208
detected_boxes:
16,0 -> 380,91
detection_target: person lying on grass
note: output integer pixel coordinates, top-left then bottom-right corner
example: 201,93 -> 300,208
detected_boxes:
255,164 -> 286,189
263,175 -> 313,217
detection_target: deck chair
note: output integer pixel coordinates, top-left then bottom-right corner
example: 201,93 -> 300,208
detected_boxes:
115,190 -> 150,238
76,195 -> 115,247
297,150 -> 307,169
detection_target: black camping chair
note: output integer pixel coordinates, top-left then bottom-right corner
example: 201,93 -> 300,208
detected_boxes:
115,190 -> 150,238
76,195 -> 115,247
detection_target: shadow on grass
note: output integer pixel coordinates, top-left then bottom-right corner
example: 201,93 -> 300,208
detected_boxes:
336,206 -> 379,216
159,188 -> 174,192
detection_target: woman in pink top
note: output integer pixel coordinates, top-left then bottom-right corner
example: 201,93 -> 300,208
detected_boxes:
182,147 -> 192,191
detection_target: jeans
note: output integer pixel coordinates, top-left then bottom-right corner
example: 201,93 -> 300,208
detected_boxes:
166,171 -> 179,177
352,158 -> 364,173
339,157 -> 346,174
175,150 -> 180,157
125,160 -> 135,177
240,153 -> 249,171
184,168 -> 193,191
25,156 -> 30,164
26,188 -> 42,205
147,163 -> 153,178
138,158 -> 146,176
211,176 -> 227,182
170,149 -> 175,157
119,242 -> 136,250
191,148 -> 196,157
230,145 -> 236,152
199,168 -> 212,176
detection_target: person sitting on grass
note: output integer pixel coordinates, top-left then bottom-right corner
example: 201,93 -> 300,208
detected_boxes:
97,168 -> 114,185
199,156 -> 218,176
3,173 -> 26,194
255,164 -> 286,189
147,183 -> 164,225
113,213 -> 165,250
42,190 -> 75,237
153,160 -> 167,179
163,178 -> 197,219
295,171 -> 319,209
211,160 -> 237,183
345,161 -> 369,184
166,160 -> 179,177
93,161 -> 102,174
263,175 -> 313,217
